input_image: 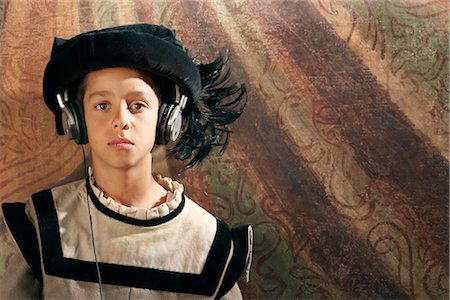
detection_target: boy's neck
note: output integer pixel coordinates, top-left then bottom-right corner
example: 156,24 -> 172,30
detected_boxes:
91,156 -> 168,209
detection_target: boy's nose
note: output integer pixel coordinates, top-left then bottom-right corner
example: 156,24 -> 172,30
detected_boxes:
113,104 -> 131,129
113,119 -> 129,129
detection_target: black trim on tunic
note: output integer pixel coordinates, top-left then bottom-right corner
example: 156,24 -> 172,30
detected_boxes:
2,202 -> 43,283
216,225 -> 251,298
31,187 -> 238,296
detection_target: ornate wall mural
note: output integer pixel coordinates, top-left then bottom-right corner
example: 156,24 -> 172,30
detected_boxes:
0,0 -> 448,299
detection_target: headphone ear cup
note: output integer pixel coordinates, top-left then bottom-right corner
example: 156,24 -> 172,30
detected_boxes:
64,102 -> 88,144
156,103 -> 172,145
167,105 -> 183,142
74,102 -> 88,144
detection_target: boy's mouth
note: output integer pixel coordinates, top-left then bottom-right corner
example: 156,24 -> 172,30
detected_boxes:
108,137 -> 135,150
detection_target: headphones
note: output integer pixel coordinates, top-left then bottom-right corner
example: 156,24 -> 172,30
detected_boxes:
156,85 -> 188,145
56,84 -> 187,145
56,91 -> 88,144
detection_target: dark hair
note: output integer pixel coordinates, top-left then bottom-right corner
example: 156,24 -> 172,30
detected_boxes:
170,53 -> 247,171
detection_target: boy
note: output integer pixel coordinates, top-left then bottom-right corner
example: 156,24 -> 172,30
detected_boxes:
1,24 -> 252,299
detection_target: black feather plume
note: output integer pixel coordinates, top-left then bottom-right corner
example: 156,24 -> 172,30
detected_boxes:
169,52 -> 247,171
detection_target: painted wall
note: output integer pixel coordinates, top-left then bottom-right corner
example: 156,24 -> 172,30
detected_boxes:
0,1 -> 448,299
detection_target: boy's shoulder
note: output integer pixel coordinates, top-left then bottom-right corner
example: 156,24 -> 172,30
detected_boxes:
50,178 -> 85,200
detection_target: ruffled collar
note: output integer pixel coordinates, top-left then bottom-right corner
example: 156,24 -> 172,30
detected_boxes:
88,168 -> 184,220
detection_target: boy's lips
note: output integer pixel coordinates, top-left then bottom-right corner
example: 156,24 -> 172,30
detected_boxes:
108,137 -> 134,150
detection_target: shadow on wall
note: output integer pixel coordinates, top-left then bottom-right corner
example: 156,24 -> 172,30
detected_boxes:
0,1 -> 448,299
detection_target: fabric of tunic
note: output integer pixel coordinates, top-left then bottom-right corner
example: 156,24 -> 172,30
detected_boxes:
0,175 -> 252,299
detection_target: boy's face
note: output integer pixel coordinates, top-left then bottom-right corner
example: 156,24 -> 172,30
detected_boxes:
83,67 -> 159,170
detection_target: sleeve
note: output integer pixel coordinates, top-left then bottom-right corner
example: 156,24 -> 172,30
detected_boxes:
216,224 -> 253,299
0,202 -> 42,299
220,283 -> 244,300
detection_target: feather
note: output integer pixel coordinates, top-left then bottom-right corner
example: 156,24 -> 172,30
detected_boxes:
169,51 -> 247,171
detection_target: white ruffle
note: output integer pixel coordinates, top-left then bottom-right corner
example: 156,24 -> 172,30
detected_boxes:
88,168 -> 183,220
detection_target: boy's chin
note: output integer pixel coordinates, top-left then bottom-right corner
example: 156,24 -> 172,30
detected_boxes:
92,153 -> 153,171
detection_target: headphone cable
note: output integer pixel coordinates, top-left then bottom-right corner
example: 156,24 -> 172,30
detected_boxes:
81,144 -> 104,300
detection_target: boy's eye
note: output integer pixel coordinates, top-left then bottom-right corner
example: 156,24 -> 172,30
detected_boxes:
130,102 -> 147,111
95,103 -> 108,110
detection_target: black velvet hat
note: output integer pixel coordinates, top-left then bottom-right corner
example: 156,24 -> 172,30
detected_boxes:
43,23 -> 201,135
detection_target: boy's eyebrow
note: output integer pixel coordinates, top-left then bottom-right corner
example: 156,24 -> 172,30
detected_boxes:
125,91 -> 155,98
87,90 -> 155,101
87,90 -> 114,101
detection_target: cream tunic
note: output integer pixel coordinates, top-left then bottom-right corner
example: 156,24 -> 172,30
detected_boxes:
0,176 -> 252,299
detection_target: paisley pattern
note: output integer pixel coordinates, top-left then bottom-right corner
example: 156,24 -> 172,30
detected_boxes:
0,1 -> 448,299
